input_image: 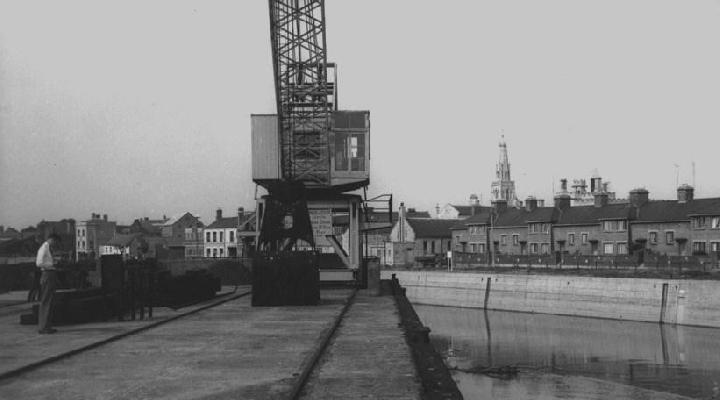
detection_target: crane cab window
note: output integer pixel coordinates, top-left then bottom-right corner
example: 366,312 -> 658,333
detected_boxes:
335,132 -> 365,172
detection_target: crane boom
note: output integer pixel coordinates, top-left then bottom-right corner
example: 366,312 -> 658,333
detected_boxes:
268,0 -> 333,186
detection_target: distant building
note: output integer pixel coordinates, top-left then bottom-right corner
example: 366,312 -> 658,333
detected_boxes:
129,216 -> 168,236
435,194 -> 489,220
160,212 -> 204,259
76,213 -> 117,260
204,208 -> 256,258
491,136 -> 520,207
99,233 -> 148,260
386,203 -> 455,266
567,171 -> 624,206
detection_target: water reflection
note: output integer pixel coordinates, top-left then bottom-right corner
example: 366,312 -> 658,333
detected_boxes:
415,305 -> 720,399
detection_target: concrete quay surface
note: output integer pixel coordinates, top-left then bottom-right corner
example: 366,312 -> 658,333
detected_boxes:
300,292 -> 420,399
0,288 -> 424,400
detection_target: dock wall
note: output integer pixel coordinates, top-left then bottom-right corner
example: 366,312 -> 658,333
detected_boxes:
383,270 -> 720,329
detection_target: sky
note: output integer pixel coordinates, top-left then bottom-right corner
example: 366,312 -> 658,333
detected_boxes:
1,0 -> 720,228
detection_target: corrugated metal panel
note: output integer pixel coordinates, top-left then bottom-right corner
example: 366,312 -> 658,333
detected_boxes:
251,115 -> 281,181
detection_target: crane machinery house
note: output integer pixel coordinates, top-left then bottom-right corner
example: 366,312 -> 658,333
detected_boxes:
251,111 -> 370,190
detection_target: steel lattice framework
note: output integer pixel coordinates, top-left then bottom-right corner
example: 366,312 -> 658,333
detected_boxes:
268,0 -> 333,186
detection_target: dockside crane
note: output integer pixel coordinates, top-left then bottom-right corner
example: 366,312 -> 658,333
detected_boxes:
251,0 -> 380,305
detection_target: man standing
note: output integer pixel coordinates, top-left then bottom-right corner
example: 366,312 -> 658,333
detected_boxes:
36,233 -> 61,334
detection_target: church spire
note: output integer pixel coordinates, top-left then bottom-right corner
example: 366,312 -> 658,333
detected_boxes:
491,133 -> 518,205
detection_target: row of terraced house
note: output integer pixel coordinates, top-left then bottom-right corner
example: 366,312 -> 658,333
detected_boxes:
384,184 -> 720,268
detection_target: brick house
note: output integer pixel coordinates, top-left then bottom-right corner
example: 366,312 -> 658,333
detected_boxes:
160,212 -> 204,259
387,204 -> 454,266
203,208 -> 256,258
76,213 -> 117,260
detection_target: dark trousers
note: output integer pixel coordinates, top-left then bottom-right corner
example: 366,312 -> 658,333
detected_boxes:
38,270 -> 58,332
27,269 -> 42,302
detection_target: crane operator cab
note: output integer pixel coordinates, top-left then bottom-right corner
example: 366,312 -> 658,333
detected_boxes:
251,110 -> 370,192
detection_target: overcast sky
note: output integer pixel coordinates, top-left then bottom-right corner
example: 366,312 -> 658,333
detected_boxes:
2,0 -> 720,228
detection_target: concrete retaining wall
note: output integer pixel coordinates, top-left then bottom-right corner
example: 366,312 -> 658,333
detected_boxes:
383,270 -> 720,329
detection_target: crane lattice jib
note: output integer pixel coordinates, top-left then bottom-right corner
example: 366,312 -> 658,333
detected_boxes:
268,0 -> 332,186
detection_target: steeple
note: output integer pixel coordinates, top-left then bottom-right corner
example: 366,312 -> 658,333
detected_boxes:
491,133 -> 518,205
496,134 -> 511,181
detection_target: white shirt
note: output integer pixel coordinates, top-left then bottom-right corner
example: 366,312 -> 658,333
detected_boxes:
35,241 -> 55,270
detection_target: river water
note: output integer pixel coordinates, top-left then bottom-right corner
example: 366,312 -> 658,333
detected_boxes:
415,305 -> 720,400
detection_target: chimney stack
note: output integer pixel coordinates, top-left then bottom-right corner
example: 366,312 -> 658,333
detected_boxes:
677,184 -> 694,203
492,199 -> 508,213
469,194 -> 480,216
435,203 -> 440,218
525,196 -> 538,212
560,178 -> 568,193
629,188 -> 649,208
216,208 -> 222,221
103,214 -> 108,221
238,207 -> 245,218
593,192 -> 609,207
537,199 -> 545,207
554,193 -> 571,210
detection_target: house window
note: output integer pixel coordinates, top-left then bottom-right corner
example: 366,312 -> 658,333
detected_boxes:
696,217 -> 707,229
219,231 -> 224,242
711,242 -> 720,253
619,221 -> 627,231
206,232 -> 211,242
478,244 -> 485,253
500,235 -> 507,245
431,241 -> 436,254
649,231 -> 657,244
712,217 -> 720,229
212,232 -> 217,242
581,233 -> 588,244
530,243 -> 539,254
423,241 -> 428,253
212,248 -> 217,257
693,241 -> 707,255
513,235 -> 519,245
568,233 -> 575,246
219,248 -> 224,257
666,231 -> 674,245
470,243 -> 476,253
230,231 -> 235,243
617,242 -> 628,255
603,242 -> 614,254
540,243 -> 549,254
